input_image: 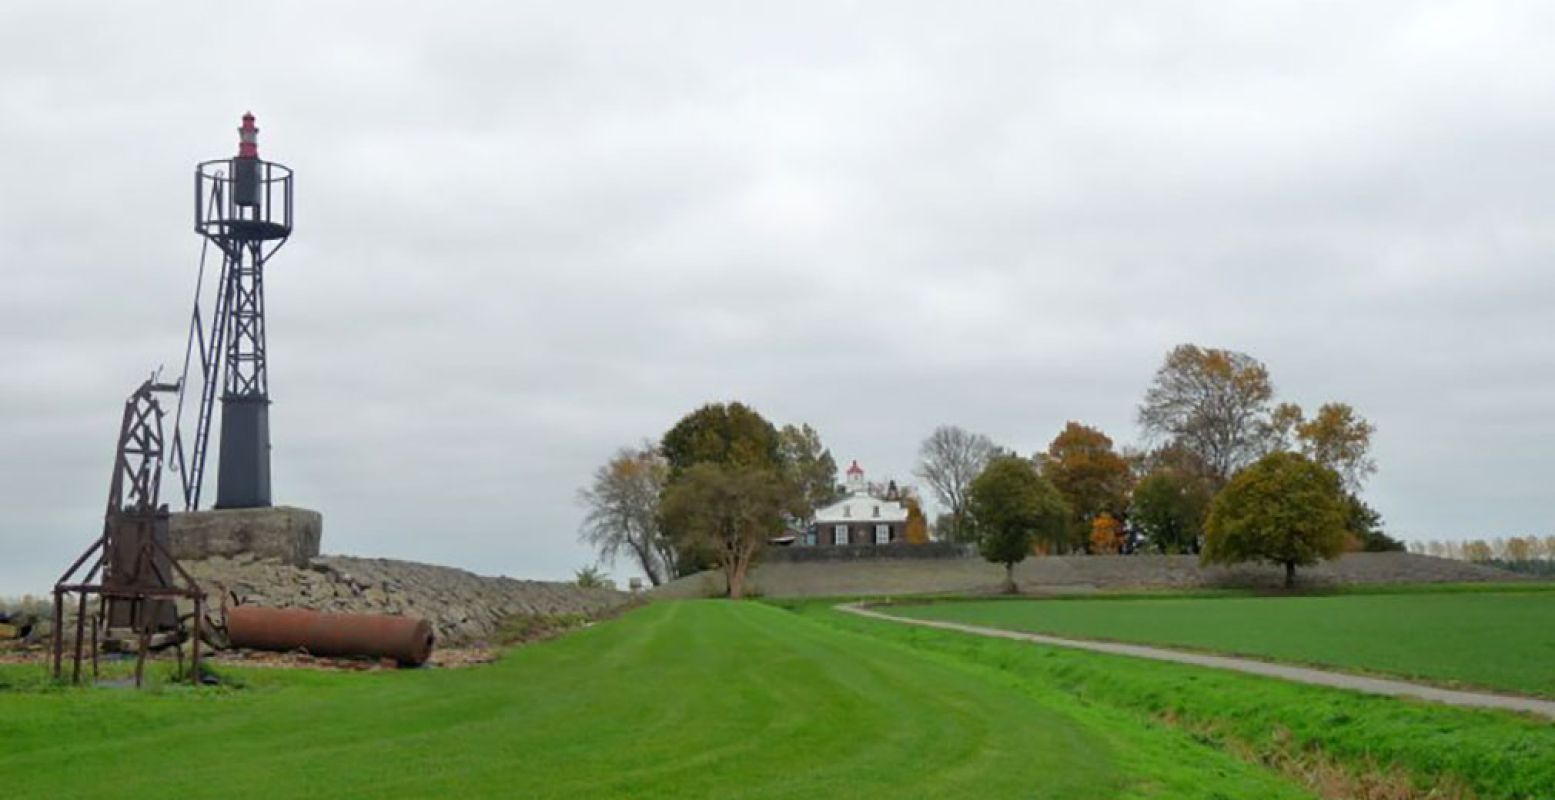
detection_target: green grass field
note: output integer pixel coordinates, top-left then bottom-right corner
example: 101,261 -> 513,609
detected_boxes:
886,586 -> 1555,698
0,601 -> 1310,799
789,598 -> 1555,800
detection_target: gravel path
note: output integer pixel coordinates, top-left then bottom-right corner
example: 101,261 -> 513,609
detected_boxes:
840,603 -> 1555,720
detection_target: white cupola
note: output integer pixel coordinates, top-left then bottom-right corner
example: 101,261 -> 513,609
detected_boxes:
845,459 -> 866,494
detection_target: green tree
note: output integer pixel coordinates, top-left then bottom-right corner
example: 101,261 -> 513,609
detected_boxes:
778,423 -> 841,518
573,565 -> 612,589
659,463 -> 799,599
1343,495 -> 1404,552
1271,402 -> 1388,551
968,456 -> 1070,593
660,402 -> 783,478
1203,452 -> 1348,587
660,402 -> 791,576
1130,469 -> 1213,554
1138,344 -> 1276,487
1037,422 -> 1134,552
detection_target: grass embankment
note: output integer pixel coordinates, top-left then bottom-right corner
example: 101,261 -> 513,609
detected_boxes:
782,599 -> 1555,800
0,601 -> 1309,799
887,586 -> 1555,698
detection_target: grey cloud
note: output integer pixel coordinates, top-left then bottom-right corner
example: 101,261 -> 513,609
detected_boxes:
5,1 -> 1555,591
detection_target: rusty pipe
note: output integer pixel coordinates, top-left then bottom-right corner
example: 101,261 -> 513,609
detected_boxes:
226,606 -> 434,666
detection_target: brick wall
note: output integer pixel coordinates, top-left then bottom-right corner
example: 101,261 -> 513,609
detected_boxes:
812,521 -> 904,546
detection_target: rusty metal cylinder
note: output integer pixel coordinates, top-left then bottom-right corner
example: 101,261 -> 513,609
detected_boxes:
226,606 -> 434,666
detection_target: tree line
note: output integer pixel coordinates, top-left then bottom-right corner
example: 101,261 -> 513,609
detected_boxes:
579,343 -> 1402,595
1409,536 -> 1555,576
915,344 -> 1401,588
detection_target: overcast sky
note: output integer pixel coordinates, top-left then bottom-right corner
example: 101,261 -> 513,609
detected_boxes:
4,1 -> 1554,592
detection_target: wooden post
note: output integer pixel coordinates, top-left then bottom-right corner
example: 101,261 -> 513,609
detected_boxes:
50,590 -> 65,680
133,599 -> 150,688
90,604 -> 100,681
71,590 -> 88,684
190,596 -> 203,686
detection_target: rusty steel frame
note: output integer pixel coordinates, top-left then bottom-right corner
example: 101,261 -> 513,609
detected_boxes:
53,379 -> 207,688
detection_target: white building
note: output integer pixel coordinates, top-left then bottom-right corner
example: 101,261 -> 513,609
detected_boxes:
807,460 -> 910,546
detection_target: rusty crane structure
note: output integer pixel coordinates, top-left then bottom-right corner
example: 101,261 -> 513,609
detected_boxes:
52,380 -> 207,686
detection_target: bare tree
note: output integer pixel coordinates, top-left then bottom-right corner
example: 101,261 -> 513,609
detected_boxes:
914,425 -> 996,542
577,444 -> 674,586
1138,345 -> 1275,487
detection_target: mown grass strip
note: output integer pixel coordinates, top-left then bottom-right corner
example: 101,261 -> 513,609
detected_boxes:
0,601 -> 1310,799
781,599 -> 1555,800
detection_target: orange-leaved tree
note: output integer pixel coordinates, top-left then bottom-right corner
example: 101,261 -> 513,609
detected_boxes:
1038,422 -> 1133,552
1089,512 -> 1124,555
903,494 -> 931,544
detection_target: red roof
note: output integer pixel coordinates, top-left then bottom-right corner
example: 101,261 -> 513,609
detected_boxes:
846,460 -> 863,475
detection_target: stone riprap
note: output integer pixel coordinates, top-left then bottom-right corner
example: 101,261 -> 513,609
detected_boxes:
655,552 -> 1532,599
170,506 -> 322,567
182,555 -> 628,644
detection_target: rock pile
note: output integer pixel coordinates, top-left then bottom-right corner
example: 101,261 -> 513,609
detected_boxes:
183,554 -> 628,644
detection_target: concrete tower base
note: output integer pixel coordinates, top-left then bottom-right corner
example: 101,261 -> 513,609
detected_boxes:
169,506 -> 321,568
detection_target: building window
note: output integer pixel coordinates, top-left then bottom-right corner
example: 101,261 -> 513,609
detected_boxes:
803,531 -> 817,546
834,525 -> 849,546
843,505 -> 851,518
872,505 -> 880,518
875,524 -> 890,544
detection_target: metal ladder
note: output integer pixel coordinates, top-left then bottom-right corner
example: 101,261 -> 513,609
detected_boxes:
168,180 -> 233,511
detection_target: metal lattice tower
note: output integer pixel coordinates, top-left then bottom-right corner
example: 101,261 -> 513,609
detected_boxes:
172,113 -> 293,510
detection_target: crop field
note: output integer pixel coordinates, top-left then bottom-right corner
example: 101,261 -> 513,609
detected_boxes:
886,585 -> 1555,698
0,601 -> 1308,799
